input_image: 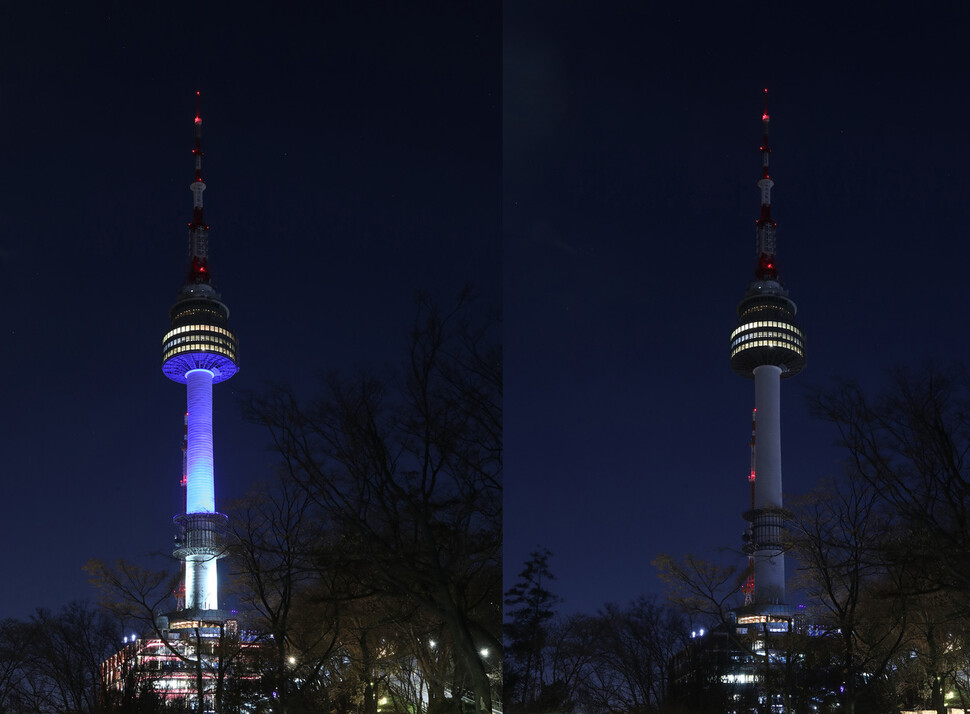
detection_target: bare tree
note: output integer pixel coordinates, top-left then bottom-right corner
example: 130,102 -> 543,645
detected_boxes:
245,291 -> 501,714
0,603 -> 120,714
0,618 -> 32,712
225,473 -> 340,712
787,475 -> 907,714
800,366 -> 970,714
575,597 -> 687,714
812,368 -> 970,597
652,553 -> 746,628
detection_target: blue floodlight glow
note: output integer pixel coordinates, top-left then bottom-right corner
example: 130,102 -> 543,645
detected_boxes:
186,369 -> 215,513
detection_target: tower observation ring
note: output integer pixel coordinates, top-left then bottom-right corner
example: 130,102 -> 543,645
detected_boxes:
729,288 -> 805,379
162,296 -> 238,383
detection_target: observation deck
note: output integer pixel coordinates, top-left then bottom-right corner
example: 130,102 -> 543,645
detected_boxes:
729,281 -> 805,379
162,289 -> 238,383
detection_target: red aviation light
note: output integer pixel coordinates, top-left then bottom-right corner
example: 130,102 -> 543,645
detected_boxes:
749,470 -> 756,482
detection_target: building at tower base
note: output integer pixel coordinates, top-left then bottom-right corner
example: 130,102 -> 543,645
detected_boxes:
667,610 -> 815,714
101,622 -> 262,711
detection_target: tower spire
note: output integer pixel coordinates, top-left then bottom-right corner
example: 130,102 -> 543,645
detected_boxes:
756,88 -> 777,281
188,91 -> 210,285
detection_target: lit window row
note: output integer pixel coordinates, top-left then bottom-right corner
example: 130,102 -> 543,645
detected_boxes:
731,339 -> 805,359
731,320 -> 799,341
732,330 -> 804,350
164,334 -> 236,352
163,323 -> 234,342
737,614 -> 767,624
163,343 -> 236,361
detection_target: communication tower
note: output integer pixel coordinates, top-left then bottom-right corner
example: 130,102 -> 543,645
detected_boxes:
162,93 -> 239,624
730,90 -> 805,609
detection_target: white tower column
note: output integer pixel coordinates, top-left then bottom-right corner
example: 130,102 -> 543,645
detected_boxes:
753,364 -> 785,605
185,553 -> 219,611
753,365 -> 783,509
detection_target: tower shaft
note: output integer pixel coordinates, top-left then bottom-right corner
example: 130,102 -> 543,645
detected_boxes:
186,368 -> 215,514
751,365 -> 785,604
753,366 -> 782,511
183,368 -> 218,611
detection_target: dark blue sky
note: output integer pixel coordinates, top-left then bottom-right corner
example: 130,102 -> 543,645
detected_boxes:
0,3 -> 499,618
505,2 -> 970,614
4,1 -> 970,627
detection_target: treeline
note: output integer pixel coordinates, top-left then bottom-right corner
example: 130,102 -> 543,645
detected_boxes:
508,367 -> 970,714
503,549 -> 689,714
0,603 -> 119,713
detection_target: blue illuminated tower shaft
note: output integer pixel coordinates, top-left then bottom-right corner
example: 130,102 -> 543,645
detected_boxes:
186,369 -> 215,513
162,102 -> 238,618
730,93 -> 805,608
184,369 -> 216,609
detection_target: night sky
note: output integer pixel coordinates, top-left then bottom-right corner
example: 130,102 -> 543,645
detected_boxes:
505,3 -> 970,615
0,4 -> 499,618
4,2 -> 970,630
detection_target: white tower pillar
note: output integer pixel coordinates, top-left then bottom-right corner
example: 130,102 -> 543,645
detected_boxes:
753,364 -> 785,605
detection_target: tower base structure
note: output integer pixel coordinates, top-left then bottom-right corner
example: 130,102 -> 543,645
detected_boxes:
101,617 -> 260,711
